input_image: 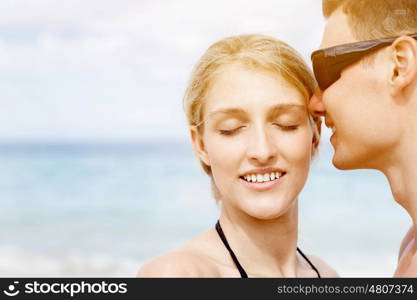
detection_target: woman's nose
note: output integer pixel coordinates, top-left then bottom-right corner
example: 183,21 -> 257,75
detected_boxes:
246,126 -> 277,165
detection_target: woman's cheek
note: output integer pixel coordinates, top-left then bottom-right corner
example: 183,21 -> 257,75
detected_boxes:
206,134 -> 246,161
279,130 -> 313,165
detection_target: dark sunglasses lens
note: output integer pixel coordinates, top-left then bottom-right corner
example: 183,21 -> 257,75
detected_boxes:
313,57 -> 329,90
313,56 -> 340,90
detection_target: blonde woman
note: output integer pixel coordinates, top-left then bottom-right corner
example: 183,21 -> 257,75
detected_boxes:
138,34 -> 338,278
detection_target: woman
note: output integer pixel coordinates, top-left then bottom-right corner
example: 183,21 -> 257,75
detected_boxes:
138,34 -> 338,277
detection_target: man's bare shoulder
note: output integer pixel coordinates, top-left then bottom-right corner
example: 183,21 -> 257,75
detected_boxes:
395,226 -> 417,277
305,254 -> 340,278
398,226 -> 415,261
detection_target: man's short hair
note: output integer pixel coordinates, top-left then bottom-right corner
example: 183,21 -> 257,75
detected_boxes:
322,0 -> 417,40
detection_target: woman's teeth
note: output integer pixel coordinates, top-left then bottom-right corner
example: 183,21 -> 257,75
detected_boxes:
242,172 -> 284,183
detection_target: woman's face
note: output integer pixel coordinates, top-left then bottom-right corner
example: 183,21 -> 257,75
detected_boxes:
193,63 -> 314,219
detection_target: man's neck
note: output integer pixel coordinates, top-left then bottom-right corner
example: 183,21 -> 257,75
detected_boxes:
383,133 -> 417,228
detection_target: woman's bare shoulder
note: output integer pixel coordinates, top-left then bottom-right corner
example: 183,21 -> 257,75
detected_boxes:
137,249 -> 209,277
305,254 -> 340,278
137,229 -> 222,278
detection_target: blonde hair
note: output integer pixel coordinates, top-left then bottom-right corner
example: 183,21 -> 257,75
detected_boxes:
183,34 -> 318,198
323,0 -> 417,40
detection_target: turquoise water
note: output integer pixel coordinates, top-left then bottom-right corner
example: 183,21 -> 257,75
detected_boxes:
0,142 -> 410,277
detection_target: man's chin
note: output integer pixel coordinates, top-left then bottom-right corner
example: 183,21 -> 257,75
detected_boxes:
332,151 -> 356,170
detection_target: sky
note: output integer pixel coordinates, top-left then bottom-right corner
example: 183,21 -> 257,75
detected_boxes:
0,0 -> 327,142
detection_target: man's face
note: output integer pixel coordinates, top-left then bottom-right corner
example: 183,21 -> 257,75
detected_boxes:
309,11 -> 402,170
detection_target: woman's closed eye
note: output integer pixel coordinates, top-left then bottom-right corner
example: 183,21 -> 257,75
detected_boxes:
272,123 -> 300,131
218,126 -> 246,136
271,115 -> 303,132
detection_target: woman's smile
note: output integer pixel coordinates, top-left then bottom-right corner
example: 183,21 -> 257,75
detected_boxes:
240,172 -> 286,192
238,167 -> 287,191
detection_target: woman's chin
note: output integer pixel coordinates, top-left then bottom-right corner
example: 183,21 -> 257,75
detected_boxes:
241,197 -> 294,220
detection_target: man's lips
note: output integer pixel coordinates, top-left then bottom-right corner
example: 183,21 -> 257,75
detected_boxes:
325,117 -> 336,135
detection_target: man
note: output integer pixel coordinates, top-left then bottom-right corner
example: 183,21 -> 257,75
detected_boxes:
309,0 -> 417,277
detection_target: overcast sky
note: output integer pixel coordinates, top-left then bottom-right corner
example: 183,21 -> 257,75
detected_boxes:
0,0 -> 327,142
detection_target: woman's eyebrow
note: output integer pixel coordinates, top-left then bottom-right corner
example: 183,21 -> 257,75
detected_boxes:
209,104 -> 305,117
269,104 -> 306,117
208,108 -> 246,117
196,108 -> 246,127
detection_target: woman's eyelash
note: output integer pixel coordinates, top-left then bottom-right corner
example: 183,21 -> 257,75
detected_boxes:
218,127 -> 245,136
219,130 -> 235,136
273,124 -> 299,131
218,124 -> 299,135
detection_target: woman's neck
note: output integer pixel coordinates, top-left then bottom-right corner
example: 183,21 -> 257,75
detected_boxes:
218,199 -> 299,277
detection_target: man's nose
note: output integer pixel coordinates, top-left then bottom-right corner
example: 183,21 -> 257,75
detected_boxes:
308,88 -> 326,117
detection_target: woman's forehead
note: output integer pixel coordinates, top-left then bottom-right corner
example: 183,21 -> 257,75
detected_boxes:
204,86 -> 307,118
205,64 -> 306,110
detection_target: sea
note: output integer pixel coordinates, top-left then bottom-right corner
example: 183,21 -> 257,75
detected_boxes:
0,141 -> 410,277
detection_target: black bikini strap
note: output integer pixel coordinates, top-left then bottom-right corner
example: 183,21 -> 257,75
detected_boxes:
215,221 -> 248,278
296,247 -> 321,278
215,220 -> 321,278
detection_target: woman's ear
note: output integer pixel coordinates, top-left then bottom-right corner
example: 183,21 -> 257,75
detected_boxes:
389,36 -> 417,96
190,126 -> 210,166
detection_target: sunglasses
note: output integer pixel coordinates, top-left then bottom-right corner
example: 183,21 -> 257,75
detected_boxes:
311,33 -> 417,90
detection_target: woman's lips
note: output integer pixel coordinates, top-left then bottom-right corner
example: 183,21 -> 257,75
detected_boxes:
239,173 -> 285,192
